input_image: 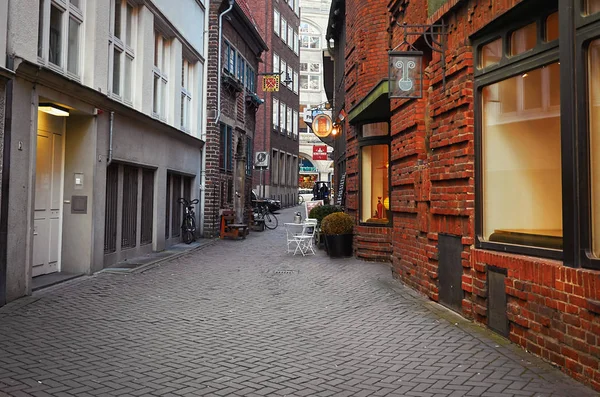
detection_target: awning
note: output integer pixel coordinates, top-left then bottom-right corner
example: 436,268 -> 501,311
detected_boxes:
348,79 -> 391,124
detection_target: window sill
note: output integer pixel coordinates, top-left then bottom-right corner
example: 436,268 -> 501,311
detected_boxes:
475,236 -> 563,261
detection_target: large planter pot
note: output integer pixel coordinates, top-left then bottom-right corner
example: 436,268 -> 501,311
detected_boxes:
324,234 -> 353,257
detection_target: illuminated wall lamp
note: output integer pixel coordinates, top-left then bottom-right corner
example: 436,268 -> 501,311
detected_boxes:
39,103 -> 70,117
331,123 -> 340,136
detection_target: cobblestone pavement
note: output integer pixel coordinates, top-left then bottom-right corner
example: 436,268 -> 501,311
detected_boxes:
0,208 -> 598,397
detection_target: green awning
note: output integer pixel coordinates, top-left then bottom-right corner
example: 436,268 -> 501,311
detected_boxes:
348,79 -> 391,124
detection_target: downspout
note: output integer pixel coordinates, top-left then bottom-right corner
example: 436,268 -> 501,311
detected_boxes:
216,0 -> 235,123
107,111 -> 114,165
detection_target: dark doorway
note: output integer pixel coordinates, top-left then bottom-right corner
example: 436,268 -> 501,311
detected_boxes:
438,234 -> 464,312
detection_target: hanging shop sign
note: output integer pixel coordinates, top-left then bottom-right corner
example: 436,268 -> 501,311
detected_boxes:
389,51 -> 423,98
313,145 -> 328,160
388,22 -> 448,99
262,74 -> 280,92
312,113 -> 333,138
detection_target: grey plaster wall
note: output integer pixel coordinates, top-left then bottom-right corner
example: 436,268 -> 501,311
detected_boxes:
6,77 -> 35,302
0,81 -> 5,209
62,115 -> 96,274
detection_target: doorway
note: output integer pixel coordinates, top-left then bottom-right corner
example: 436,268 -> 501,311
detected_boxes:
33,111 -> 65,277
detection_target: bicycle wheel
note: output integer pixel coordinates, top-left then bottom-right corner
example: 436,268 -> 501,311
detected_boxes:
264,211 -> 279,229
182,216 -> 196,244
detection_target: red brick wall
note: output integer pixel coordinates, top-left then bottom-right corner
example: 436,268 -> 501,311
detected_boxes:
341,0 -> 600,391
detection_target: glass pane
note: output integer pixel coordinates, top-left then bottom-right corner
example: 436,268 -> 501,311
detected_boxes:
546,12 -> 558,42
38,0 -> 44,57
273,98 -> 279,126
114,0 -> 122,39
113,49 -> 122,95
362,122 -> 389,137
126,4 -> 134,47
153,74 -> 159,113
480,38 -> 502,68
49,5 -> 63,66
154,33 -> 159,67
482,63 -> 562,250
589,39 -> 600,255
361,145 -> 390,224
161,80 -> 167,117
300,75 -> 308,89
161,39 -> 168,72
71,0 -> 80,8
511,22 -> 537,55
180,92 -> 185,128
67,18 -> 80,74
124,55 -> 133,102
585,0 -> 600,15
274,10 -> 279,35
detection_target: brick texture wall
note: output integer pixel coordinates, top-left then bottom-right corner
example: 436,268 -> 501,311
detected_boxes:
341,0 -> 600,391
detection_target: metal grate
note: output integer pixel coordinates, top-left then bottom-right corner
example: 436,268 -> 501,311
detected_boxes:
165,173 -> 171,239
104,163 -> 119,253
171,174 -> 181,237
121,165 -> 138,249
438,234 -> 464,312
488,267 -> 509,336
274,270 -> 297,274
141,168 -> 154,246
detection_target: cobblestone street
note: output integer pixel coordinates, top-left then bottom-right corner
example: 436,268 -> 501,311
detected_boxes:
0,208 -> 597,397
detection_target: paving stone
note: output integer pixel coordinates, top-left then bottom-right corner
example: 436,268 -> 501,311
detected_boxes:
0,208 -> 598,397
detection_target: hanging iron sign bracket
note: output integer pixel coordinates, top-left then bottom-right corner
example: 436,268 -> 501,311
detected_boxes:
388,21 -> 448,99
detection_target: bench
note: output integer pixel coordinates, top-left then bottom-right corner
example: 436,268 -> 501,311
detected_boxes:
220,210 -> 248,240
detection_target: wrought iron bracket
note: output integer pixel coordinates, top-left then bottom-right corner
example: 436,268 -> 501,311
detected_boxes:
390,21 -> 448,95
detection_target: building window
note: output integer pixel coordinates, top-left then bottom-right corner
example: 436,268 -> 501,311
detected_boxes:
237,53 -> 245,84
287,107 -> 293,137
246,66 -> 256,93
246,137 -> 253,176
584,0 -> 600,15
288,26 -> 294,48
482,63 -> 562,250
273,53 -> 280,74
589,38 -> 600,256
38,0 -> 83,76
274,10 -> 280,36
273,98 -> 279,129
294,32 -> 299,54
181,58 -> 193,132
474,6 -> 567,258
300,22 -> 321,49
300,75 -> 320,90
281,19 -> 287,43
361,145 -> 390,224
153,32 -> 169,120
280,102 -> 286,133
110,0 -> 135,102
272,149 -> 279,185
293,71 -> 299,93
220,124 -> 233,172
293,110 -> 298,139
287,66 -> 293,90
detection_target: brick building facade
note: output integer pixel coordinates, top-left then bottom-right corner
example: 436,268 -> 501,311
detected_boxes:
251,0 -> 301,208
204,0 -> 268,236
327,0 -> 600,390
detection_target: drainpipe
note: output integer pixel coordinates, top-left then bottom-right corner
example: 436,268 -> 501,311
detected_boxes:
107,111 -> 114,165
216,0 -> 235,123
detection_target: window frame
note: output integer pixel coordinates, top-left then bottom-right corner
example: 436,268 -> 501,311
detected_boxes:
180,58 -> 193,133
109,0 -> 136,103
576,4 -> 600,270
274,9 -> 280,36
153,31 -> 170,121
473,3 -> 564,260
38,0 -> 84,79
358,121 -> 392,227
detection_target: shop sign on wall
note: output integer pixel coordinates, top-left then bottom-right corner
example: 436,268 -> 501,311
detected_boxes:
313,145 -> 328,160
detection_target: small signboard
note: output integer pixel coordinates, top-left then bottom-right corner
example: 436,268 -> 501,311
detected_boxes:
262,74 -> 280,92
255,151 -> 269,168
313,145 -> 328,160
336,173 -> 346,206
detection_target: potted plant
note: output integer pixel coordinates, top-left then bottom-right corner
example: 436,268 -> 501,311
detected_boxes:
309,205 -> 343,249
321,212 -> 354,258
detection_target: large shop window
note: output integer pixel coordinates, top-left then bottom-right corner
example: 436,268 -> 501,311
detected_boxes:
589,39 -> 600,256
361,145 -> 390,224
482,63 -> 562,250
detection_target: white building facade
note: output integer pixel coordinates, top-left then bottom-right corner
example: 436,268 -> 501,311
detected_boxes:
1,0 -> 208,305
298,0 -> 333,187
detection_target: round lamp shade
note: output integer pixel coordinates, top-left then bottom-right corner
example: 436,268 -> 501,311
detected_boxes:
312,114 -> 333,138
384,197 -> 390,210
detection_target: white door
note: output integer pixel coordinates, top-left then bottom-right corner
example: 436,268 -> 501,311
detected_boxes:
33,120 -> 64,277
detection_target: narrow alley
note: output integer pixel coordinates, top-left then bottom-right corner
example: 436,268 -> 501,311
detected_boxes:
0,208 -> 597,397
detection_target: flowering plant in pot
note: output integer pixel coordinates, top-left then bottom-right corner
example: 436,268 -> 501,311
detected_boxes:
321,212 -> 353,258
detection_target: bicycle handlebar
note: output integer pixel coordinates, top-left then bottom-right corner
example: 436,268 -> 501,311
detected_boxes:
178,198 -> 199,206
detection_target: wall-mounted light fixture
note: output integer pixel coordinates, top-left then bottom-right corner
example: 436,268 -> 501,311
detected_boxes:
39,103 -> 70,117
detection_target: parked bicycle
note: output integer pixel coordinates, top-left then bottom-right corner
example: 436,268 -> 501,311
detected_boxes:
253,200 -> 279,230
178,197 -> 199,244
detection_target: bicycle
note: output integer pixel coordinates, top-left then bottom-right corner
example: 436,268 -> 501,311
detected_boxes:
178,197 -> 199,244
254,201 -> 279,230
